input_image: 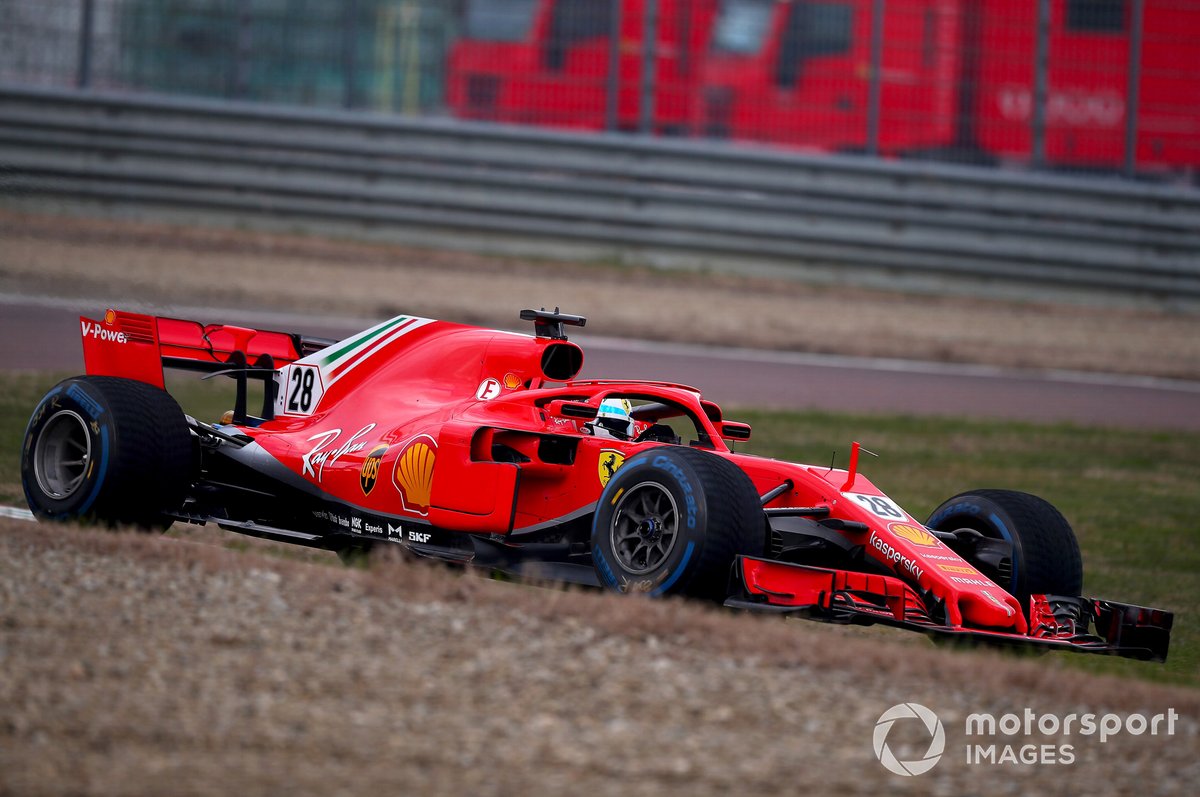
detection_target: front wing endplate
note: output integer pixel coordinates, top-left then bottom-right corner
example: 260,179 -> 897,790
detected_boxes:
724,557 -> 1173,662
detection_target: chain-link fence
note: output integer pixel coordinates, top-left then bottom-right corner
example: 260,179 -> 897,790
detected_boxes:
0,0 -> 457,112
1,0 -> 1197,181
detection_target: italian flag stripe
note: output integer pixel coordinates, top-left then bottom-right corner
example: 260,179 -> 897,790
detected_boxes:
328,317 -> 420,382
315,316 -> 411,369
298,314 -> 435,387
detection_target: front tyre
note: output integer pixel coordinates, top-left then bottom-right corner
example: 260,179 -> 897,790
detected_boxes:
927,489 -> 1083,608
591,447 -> 764,600
22,376 -> 192,530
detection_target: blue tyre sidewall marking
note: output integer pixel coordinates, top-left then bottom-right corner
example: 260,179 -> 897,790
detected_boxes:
593,544 -> 619,588
66,382 -> 106,420
77,424 -> 109,515
593,451 -> 704,595
650,454 -> 699,530
69,381 -> 111,516
651,541 -> 694,596
930,498 -> 1020,596
593,456 -> 651,589
987,510 -> 1019,593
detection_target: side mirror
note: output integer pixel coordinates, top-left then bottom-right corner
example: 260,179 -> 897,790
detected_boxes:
545,400 -> 598,421
720,422 -> 752,441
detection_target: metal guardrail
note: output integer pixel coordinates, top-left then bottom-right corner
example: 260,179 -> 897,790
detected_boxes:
2,84 -> 1199,300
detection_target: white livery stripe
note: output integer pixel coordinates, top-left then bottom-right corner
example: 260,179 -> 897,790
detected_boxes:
326,318 -> 436,386
298,314 -> 436,387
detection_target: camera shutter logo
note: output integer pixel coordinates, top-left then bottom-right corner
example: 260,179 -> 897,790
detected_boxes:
873,703 -> 945,776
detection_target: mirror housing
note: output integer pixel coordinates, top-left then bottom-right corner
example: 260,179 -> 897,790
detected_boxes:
720,421 -> 752,441
545,400 -> 597,421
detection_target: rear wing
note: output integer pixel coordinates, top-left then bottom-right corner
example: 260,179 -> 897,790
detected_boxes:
81,309 -> 337,422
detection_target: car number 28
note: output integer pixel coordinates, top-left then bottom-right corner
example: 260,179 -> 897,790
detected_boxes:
274,364 -> 325,416
845,492 -> 908,520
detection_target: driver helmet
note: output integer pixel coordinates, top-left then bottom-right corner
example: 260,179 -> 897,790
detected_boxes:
591,398 -> 634,440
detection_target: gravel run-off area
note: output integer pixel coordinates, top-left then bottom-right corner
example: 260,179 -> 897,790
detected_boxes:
1,521 -> 1197,796
2,207 -> 1199,795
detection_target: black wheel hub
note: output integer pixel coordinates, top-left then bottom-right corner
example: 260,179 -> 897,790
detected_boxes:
610,482 -> 680,575
636,517 -> 663,543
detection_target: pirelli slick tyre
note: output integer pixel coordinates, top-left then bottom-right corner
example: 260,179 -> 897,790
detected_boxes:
591,447 -> 764,600
927,489 -> 1083,608
21,376 -> 192,530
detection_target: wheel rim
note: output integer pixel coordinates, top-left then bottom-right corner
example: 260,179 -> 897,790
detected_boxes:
610,481 -> 680,575
34,410 -> 92,500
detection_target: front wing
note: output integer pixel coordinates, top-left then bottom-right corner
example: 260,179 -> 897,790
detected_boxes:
724,557 -> 1173,662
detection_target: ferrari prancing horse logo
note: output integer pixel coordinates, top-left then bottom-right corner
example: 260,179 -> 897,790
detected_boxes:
598,450 -> 625,487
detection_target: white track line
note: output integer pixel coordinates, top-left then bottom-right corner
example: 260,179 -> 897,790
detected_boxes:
0,506 -> 35,522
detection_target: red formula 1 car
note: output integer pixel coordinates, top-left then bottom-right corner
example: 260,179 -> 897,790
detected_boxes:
22,308 -> 1173,661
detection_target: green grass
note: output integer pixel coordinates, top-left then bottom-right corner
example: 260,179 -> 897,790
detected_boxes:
5,372 -> 1197,686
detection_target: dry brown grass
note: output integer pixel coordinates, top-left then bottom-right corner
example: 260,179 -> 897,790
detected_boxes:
3,209 -> 1199,379
2,519 -> 1197,796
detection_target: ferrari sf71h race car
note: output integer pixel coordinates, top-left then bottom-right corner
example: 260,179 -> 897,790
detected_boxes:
22,308 -> 1173,661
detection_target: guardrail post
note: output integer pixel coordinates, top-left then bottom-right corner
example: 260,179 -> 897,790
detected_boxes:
233,6 -> 252,99
606,0 -> 622,131
1124,0 -> 1144,177
76,0 -> 95,88
866,0 -> 885,156
1032,0 -> 1050,169
640,0 -> 658,134
343,0 -> 361,109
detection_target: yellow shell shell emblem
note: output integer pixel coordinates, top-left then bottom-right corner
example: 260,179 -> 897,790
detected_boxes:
598,449 -> 625,487
890,522 -> 939,547
393,436 -> 436,515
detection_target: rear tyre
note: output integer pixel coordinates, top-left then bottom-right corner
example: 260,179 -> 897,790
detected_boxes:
926,489 -> 1083,607
22,376 -> 192,530
591,447 -> 764,600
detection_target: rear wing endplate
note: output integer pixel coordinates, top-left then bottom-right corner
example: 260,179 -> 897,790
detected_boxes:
80,308 -> 337,423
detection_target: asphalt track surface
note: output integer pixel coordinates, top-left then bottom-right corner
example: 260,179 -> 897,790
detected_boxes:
3,296 -> 1198,431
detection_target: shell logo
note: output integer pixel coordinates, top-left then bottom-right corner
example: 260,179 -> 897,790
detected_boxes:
393,435 -> 437,516
503,372 -> 522,389
890,522 -> 940,547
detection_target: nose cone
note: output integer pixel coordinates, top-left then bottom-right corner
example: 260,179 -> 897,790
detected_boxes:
957,588 -> 1028,634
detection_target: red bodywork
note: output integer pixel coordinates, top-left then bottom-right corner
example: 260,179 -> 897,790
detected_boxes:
78,307 -> 1173,660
